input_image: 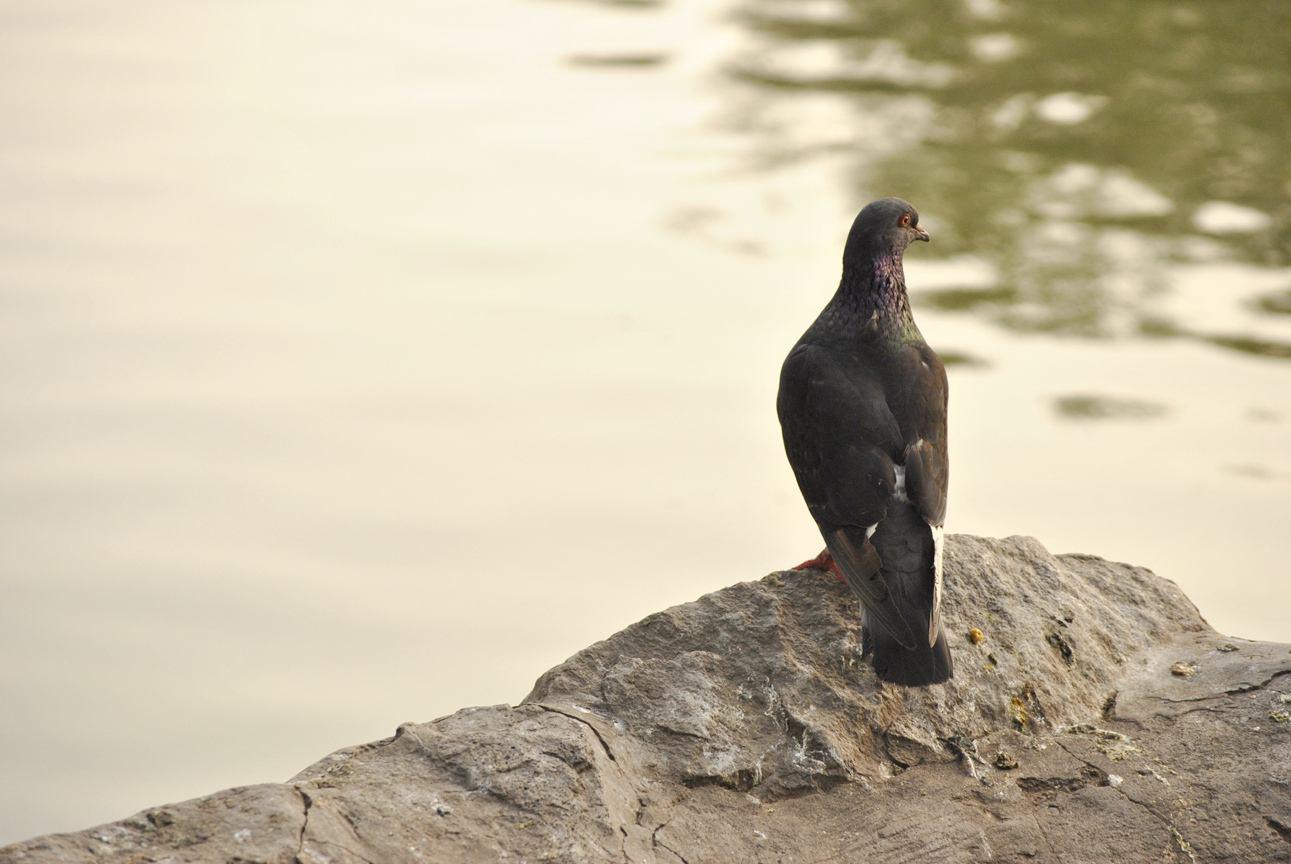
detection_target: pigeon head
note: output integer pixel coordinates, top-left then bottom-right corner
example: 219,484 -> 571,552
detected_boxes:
842,197 -> 930,269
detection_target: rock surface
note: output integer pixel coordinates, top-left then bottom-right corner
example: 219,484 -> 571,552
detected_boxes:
5,535 -> 1291,863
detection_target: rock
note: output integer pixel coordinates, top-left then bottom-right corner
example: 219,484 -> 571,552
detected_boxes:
4,534 -> 1291,863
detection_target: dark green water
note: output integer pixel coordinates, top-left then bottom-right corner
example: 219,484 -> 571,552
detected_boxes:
729,0 -> 1291,351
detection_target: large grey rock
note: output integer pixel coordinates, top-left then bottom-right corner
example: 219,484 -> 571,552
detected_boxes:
5,535 -> 1291,863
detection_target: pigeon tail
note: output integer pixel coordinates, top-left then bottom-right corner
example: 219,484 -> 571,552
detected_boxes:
825,527 -> 919,650
865,619 -> 953,687
864,498 -> 954,686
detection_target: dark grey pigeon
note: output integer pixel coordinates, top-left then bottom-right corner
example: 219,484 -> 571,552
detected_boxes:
777,197 -> 952,687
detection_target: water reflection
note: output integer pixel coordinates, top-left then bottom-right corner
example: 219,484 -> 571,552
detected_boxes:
730,0 -> 1291,352
566,52 -> 670,67
1256,288 -> 1291,315
1053,394 -> 1168,420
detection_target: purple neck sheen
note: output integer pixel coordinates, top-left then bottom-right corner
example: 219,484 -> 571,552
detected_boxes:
818,248 -> 921,345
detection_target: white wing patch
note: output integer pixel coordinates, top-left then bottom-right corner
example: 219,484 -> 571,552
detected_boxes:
892,465 -> 909,503
865,523 -> 878,540
928,524 -> 944,646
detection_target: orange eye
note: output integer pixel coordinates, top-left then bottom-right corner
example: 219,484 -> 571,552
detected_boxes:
900,214 -> 910,227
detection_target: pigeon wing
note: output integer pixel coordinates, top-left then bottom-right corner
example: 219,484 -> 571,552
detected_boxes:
899,343 -> 949,527
778,343 -> 919,650
894,342 -> 950,645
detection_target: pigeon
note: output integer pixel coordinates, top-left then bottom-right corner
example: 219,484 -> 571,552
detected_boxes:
777,197 -> 952,687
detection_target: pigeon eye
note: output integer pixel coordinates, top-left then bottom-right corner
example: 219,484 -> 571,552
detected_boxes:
900,214 -> 910,227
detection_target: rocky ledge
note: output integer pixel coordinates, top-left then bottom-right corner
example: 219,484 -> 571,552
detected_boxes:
5,535 -> 1291,863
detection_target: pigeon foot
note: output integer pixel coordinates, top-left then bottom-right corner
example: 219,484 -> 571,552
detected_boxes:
792,549 -> 845,583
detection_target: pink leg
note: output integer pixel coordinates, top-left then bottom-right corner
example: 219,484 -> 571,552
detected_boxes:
792,548 -> 845,583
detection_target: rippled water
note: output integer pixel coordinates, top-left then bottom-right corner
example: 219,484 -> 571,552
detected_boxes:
730,0 -> 1291,349
1,0 -> 1288,845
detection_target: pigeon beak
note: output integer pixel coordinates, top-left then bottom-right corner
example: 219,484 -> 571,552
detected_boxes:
914,226 -> 930,242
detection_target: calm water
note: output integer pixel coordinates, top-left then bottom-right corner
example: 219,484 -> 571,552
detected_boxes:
2,0 -> 1288,844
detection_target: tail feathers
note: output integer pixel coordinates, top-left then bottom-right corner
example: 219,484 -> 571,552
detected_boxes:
825,528 -> 918,650
866,619 -> 954,687
861,498 -> 953,686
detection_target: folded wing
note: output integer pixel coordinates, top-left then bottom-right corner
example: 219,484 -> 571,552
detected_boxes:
777,343 -> 918,650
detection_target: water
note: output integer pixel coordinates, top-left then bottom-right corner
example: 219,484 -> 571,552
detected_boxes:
1,0 -> 1288,845
733,0 -> 1291,346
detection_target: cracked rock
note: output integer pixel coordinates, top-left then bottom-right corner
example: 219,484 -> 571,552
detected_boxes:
4,535 -> 1289,863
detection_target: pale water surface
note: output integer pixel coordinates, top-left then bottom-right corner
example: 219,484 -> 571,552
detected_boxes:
2,0 -> 1289,845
